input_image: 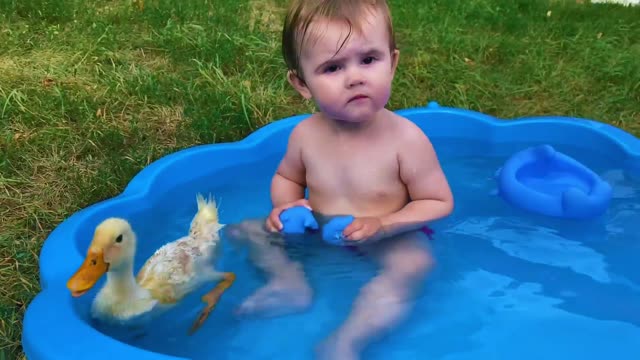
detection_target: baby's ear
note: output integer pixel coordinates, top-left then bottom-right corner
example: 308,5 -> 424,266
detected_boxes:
287,70 -> 312,100
391,49 -> 400,75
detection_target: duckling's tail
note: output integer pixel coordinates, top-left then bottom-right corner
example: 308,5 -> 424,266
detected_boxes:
190,193 -> 222,238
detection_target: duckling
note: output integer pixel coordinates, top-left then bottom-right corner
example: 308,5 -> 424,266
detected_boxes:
66,193 -> 235,334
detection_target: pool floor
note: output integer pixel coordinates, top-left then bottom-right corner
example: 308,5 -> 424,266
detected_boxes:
79,146 -> 640,360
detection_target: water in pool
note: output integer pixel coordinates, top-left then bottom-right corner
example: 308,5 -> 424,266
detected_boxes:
84,140 -> 640,360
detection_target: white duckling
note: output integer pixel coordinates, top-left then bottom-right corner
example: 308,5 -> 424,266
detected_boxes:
66,193 -> 235,334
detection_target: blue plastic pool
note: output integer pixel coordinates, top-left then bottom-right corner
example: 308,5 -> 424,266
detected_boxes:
23,102 -> 640,359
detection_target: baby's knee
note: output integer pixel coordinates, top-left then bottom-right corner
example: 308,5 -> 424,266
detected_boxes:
403,249 -> 433,277
387,245 -> 434,282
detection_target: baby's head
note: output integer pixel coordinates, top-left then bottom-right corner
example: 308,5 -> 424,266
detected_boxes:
282,0 -> 399,124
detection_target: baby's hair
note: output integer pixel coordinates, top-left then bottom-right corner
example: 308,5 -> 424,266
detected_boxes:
282,0 -> 396,79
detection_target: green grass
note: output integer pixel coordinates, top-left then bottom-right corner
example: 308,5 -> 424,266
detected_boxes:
0,0 -> 638,358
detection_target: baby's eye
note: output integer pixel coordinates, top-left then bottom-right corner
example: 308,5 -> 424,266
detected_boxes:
324,64 -> 340,73
362,56 -> 376,65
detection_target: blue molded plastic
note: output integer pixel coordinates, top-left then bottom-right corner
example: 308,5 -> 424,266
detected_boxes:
279,206 -> 354,246
495,144 -> 613,219
322,216 -> 355,246
280,206 -> 319,234
22,101 -> 640,360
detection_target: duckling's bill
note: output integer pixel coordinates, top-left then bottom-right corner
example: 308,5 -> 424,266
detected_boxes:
67,250 -> 109,297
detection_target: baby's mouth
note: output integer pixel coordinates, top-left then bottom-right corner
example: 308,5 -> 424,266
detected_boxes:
348,95 -> 368,103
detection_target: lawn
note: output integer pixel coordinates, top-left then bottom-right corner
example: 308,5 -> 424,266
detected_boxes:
0,0 -> 638,358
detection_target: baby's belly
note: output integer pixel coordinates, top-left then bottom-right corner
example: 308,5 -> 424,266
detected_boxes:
308,186 -> 409,217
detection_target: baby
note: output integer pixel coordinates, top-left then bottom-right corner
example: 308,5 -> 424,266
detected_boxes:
228,0 -> 454,359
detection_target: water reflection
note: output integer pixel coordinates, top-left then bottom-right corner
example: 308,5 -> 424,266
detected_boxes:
445,216 -> 611,283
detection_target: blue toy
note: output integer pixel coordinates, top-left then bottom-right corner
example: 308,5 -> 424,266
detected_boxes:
322,216 -> 355,246
279,206 -> 318,234
495,144 -> 613,219
279,206 -> 354,246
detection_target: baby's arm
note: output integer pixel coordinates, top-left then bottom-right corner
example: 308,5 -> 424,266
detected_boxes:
378,125 -> 454,238
266,124 -> 309,231
272,125 -> 307,205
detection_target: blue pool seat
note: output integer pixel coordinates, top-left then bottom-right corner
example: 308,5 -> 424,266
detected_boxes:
495,144 -> 612,219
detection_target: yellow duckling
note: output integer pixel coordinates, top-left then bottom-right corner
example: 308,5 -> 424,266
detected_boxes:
66,193 -> 235,334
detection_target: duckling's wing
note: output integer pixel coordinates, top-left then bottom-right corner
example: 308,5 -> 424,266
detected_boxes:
136,238 -> 200,304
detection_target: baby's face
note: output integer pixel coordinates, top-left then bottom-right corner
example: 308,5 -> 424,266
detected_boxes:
295,8 -> 398,124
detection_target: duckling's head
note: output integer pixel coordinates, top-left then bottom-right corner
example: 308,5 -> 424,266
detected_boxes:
66,218 -> 137,297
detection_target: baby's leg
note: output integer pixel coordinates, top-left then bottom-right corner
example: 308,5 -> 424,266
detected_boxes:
225,219 -> 312,317
317,231 -> 433,360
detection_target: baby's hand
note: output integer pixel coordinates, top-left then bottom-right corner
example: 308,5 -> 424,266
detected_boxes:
266,199 -> 312,232
343,217 -> 384,242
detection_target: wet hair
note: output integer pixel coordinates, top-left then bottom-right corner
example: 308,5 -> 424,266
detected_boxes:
282,0 -> 396,79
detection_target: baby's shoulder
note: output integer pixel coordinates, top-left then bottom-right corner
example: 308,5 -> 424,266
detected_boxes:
289,113 -> 325,139
386,111 -> 430,142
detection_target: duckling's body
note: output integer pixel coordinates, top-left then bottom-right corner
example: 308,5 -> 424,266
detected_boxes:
91,228 -> 223,322
67,194 -> 234,334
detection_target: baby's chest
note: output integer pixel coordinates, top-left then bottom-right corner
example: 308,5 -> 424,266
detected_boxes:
306,147 -> 400,192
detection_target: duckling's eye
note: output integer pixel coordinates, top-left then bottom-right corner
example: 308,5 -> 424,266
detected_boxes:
115,234 -> 123,243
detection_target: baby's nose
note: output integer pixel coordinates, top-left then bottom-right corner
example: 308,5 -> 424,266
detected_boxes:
346,69 -> 365,88
349,79 -> 364,88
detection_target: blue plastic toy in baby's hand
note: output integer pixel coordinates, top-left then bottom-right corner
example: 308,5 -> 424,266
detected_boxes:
322,215 -> 355,246
279,206 -> 355,246
279,206 -> 318,234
